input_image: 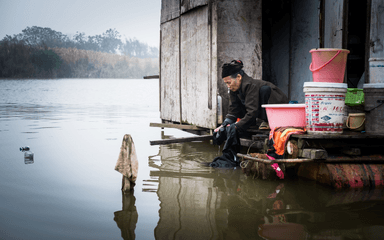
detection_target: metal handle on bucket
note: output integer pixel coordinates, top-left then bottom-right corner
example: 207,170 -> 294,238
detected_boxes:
309,50 -> 341,72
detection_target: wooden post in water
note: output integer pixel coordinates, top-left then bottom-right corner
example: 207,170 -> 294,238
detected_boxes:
115,134 -> 139,192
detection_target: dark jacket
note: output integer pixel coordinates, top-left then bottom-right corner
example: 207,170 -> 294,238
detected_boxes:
225,73 -> 288,131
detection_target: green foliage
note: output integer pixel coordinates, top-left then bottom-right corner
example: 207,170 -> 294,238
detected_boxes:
30,49 -> 62,73
0,26 -> 159,79
0,40 -> 35,78
1,26 -> 158,58
101,29 -> 122,54
19,26 -> 71,49
120,38 -> 158,58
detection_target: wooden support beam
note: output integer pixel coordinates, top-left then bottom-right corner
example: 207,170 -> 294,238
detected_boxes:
238,153 -> 384,163
150,122 -> 205,130
252,134 -> 268,141
291,132 -> 384,139
237,153 -> 314,163
342,148 -> 361,156
150,135 -> 212,145
143,75 -> 159,79
150,170 -> 215,178
300,149 -> 328,160
240,138 -> 264,149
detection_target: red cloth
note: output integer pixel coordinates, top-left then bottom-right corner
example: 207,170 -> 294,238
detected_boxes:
266,155 -> 284,179
271,163 -> 284,179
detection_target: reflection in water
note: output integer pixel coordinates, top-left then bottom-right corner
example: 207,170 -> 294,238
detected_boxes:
114,191 -> 138,240
3,79 -> 383,239
0,103 -> 59,122
24,155 -> 34,164
256,183 -> 384,240
0,79 -> 161,239
147,133 -> 384,240
149,134 -> 221,239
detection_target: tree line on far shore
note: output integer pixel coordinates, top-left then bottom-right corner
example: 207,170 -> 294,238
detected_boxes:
0,26 -> 159,79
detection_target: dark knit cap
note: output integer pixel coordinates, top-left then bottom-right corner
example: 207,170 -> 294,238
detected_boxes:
221,60 -> 243,78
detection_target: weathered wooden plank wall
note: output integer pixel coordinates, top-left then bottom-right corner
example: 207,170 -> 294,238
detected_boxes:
216,0 -> 262,119
181,6 -> 217,128
289,0 -> 320,102
369,0 -> 384,59
160,0 -> 262,128
160,20 -> 181,122
212,2 -> 219,124
216,0 -> 262,79
161,1 -> 216,128
324,0 -> 345,48
181,0 -> 208,14
161,0 -> 180,23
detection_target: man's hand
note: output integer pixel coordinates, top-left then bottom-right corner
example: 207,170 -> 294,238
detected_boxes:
214,125 -> 222,132
214,124 -> 230,132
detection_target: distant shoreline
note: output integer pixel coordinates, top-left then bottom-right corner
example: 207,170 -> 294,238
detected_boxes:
0,77 -> 159,80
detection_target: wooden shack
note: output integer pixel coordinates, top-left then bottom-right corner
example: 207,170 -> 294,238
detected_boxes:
159,0 -> 382,130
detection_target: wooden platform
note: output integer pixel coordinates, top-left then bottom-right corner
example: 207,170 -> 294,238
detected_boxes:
291,131 -> 384,139
239,130 -> 384,189
149,121 -> 384,189
244,129 -> 384,152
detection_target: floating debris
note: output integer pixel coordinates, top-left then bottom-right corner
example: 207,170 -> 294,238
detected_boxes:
20,146 -> 34,164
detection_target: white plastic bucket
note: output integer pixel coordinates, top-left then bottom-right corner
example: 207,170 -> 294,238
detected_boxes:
369,58 -> 384,83
303,82 -> 348,134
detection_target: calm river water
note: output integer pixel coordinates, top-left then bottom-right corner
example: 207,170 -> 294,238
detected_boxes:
1,79 -> 384,240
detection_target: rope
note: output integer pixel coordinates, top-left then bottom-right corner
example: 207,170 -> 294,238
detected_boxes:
254,162 -> 259,179
246,141 -> 259,155
240,160 -> 249,169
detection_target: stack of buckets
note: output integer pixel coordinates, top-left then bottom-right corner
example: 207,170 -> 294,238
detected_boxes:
305,48 -> 350,134
365,58 -> 384,134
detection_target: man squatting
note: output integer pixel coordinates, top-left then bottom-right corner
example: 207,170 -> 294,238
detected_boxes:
214,60 -> 288,133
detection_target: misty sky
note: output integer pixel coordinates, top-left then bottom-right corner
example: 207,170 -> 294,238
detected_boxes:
0,0 -> 161,47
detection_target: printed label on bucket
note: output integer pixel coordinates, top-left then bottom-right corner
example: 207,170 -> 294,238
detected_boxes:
305,93 -> 345,133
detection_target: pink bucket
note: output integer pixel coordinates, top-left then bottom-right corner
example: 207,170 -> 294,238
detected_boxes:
309,48 -> 350,83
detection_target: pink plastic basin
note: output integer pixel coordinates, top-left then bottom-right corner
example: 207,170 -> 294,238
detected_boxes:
262,104 -> 306,129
